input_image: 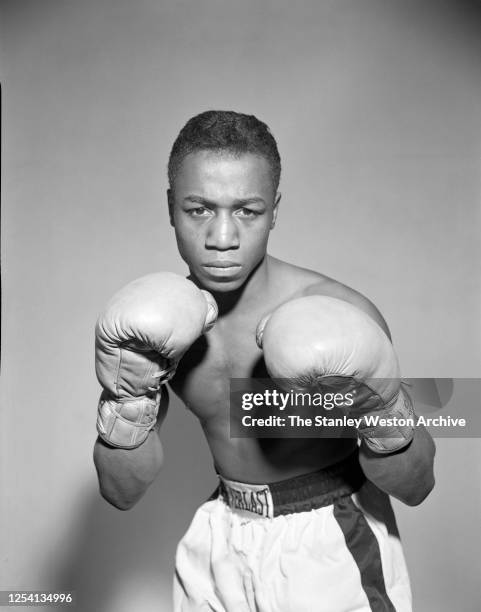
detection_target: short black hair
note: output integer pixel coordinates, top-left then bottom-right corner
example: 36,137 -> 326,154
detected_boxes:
168,110 -> 281,191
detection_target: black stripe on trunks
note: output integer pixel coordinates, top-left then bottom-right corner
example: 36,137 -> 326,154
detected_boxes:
333,497 -> 396,612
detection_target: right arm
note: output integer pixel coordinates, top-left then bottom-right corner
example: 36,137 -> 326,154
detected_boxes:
93,390 -> 168,511
92,272 -> 217,510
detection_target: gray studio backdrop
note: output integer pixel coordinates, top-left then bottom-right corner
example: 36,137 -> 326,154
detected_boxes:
1,1 -> 480,611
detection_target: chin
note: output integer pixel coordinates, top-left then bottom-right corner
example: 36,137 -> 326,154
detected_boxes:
191,270 -> 247,293
200,277 -> 246,293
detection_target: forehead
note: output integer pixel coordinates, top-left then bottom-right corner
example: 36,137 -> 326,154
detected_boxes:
173,151 -> 274,197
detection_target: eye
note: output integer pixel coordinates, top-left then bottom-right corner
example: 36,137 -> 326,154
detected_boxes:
236,208 -> 259,218
189,206 -> 211,217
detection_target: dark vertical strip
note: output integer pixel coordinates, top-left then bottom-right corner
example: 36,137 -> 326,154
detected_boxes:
333,497 -> 396,612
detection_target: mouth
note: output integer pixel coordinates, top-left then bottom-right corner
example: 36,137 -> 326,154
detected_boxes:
203,260 -> 241,269
202,261 -> 242,277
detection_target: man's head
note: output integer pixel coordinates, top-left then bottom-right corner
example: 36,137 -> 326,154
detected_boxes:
167,111 -> 282,293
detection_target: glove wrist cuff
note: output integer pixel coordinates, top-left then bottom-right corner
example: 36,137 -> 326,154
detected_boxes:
359,385 -> 415,454
96,393 -> 161,449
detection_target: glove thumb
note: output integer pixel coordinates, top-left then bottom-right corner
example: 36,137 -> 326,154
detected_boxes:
256,312 -> 272,348
201,290 -> 218,332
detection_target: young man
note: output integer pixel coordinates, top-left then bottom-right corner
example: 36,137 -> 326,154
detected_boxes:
93,111 -> 435,611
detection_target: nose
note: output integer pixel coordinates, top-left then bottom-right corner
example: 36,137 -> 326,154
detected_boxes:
205,211 -> 240,251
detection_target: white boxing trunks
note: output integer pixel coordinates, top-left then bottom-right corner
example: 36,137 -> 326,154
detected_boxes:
174,452 -> 412,611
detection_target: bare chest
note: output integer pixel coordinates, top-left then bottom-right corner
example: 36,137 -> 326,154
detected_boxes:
169,316 -> 268,420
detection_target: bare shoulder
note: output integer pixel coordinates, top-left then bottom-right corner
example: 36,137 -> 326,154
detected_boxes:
268,256 -> 325,295
268,257 -> 391,339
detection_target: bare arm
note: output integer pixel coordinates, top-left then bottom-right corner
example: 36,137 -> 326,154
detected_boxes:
359,424 -> 436,506
93,389 -> 169,510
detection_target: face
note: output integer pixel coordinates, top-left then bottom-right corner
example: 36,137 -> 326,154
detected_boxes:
168,151 -> 280,292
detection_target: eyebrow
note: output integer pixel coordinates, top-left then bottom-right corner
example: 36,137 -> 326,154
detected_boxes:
183,195 -> 266,206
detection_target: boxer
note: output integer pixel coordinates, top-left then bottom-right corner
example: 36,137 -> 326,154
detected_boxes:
93,111 -> 435,611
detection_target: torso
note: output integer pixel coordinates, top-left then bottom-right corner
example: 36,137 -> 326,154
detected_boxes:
169,256 -> 358,483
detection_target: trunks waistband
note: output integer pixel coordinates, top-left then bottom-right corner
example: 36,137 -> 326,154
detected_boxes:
217,451 -> 365,519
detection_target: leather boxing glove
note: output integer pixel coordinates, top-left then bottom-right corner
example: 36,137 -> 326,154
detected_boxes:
95,272 -> 217,449
256,296 -> 414,454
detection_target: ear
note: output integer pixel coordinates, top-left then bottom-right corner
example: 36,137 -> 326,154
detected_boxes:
270,192 -> 281,229
167,189 -> 175,227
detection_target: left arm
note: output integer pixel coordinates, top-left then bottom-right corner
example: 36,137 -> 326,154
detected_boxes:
257,284 -> 436,507
336,289 -> 436,505
359,424 -> 435,506
332,288 -> 436,505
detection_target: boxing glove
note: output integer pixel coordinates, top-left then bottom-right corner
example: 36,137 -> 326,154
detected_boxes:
256,296 -> 414,454
95,272 -> 218,448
